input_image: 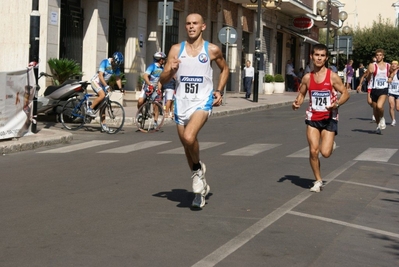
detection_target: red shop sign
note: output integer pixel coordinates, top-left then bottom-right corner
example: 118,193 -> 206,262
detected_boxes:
293,17 -> 314,30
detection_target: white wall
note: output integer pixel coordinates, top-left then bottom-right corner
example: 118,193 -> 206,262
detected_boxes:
0,1 -> 32,72
342,0 -> 397,29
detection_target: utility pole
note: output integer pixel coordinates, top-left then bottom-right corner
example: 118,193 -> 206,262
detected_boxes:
29,0 -> 40,133
253,0 -> 263,103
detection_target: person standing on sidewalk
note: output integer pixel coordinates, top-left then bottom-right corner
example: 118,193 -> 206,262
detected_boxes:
292,44 -> 349,193
345,59 -> 354,91
160,13 -> 228,208
367,49 -> 390,134
286,59 -> 297,92
162,75 -> 176,119
243,60 -> 254,99
388,60 -> 399,126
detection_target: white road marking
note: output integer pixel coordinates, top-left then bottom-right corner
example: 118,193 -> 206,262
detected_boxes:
158,142 -> 225,154
38,140 -> 118,153
191,160 -> 358,267
99,141 -> 171,153
334,179 -> 399,192
222,143 -> 281,156
287,146 -> 340,158
354,148 -> 397,162
287,147 -> 308,158
288,211 -> 399,239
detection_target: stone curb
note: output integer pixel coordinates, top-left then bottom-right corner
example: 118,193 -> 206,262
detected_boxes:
0,129 -> 73,155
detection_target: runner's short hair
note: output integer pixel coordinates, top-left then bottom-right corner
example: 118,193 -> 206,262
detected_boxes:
311,44 -> 328,55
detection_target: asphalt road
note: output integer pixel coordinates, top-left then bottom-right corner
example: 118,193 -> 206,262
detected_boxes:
1,93 -> 398,266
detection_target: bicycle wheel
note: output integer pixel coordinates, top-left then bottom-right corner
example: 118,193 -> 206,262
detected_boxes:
101,100 -> 125,134
135,101 -> 165,133
60,98 -> 85,130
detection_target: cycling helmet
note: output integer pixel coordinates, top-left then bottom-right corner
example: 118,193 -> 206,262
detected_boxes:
112,52 -> 124,66
153,52 -> 167,61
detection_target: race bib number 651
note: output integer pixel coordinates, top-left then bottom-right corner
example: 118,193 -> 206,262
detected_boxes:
181,76 -> 203,96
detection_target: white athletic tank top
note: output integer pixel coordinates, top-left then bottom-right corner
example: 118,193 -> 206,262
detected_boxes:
389,71 -> 399,95
372,63 -> 390,89
175,41 -> 213,103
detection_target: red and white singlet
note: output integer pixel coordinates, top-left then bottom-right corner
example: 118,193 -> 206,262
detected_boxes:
306,69 -> 338,121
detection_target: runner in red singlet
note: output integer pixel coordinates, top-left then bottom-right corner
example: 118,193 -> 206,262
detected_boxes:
292,44 -> 350,193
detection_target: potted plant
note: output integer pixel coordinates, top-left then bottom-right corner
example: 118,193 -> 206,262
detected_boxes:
274,74 -> 285,93
136,74 -> 144,91
47,58 -> 83,85
263,74 -> 275,94
108,73 -> 127,90
108,73 -> 127,106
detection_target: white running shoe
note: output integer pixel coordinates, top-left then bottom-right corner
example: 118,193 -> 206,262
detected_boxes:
379,117 -> 386,129
192,184 -> 210,208
86,108 -> 96,118
310,180 -> 323,192
333,141 -> 336,152
101,124 -> 109,133
192,162 -> 207,194
392,119 -> 396,126
372,115 -> 376,122
376,126 -> 381,135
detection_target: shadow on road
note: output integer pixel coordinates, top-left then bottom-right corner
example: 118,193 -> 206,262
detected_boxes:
153,189 -> 213,210
277,175 -> 314,189
352,128 -> 377,134
349,117 -> 374,122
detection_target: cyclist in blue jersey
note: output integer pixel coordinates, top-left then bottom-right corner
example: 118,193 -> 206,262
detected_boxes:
87,52 -> 124,129
86,52 -> 124,131
137,52 -> 166,110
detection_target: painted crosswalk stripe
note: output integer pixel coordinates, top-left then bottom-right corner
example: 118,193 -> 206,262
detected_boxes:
354,148 -> 398,162
222,143 -> 281,156
38,140 -> 118,153
158,142 -> 225,154
286,145 -> 340,158
287,147 -> 308,158
99,141 -> 171,153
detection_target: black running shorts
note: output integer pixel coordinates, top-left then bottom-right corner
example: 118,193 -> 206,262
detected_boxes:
305,118 -> 338,135
370,88 -> 388,102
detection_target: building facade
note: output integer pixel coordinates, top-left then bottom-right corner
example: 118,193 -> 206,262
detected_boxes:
2,0 -> 350,95
341,0 -> 399,30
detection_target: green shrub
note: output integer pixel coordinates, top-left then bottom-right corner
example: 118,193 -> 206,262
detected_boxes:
108,73 -> 127,90
274,74 -> 285,82
47,58 -> 83,85
264,74 -> 275,83
137,74 -> 145,91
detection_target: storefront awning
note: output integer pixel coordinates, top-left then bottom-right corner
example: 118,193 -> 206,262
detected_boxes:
283,28 -> 319,45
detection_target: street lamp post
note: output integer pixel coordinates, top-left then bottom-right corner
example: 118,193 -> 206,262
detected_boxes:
330,24 -> 351,68
317,0 -> 348,67
252,0 -> 263,103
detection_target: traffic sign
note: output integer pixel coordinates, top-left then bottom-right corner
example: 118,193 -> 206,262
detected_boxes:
218,27 -> 237,45
334,35 -> 353,55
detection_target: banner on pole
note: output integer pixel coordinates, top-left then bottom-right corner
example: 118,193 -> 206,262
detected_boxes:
0,68 -> 35,140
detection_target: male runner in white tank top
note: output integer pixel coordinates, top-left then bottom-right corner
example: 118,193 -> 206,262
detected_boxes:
367,49 -> 390,134
160,13 -> 229,208
388,60 -> 399,126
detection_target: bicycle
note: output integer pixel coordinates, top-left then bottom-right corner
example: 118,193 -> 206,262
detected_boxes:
60,88 -> 125,134
135,85 -> 165,133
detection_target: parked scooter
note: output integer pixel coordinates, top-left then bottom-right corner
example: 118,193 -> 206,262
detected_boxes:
36,72 -> 90,116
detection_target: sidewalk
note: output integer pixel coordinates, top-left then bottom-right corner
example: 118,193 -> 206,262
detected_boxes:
0,92 -> 299,154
